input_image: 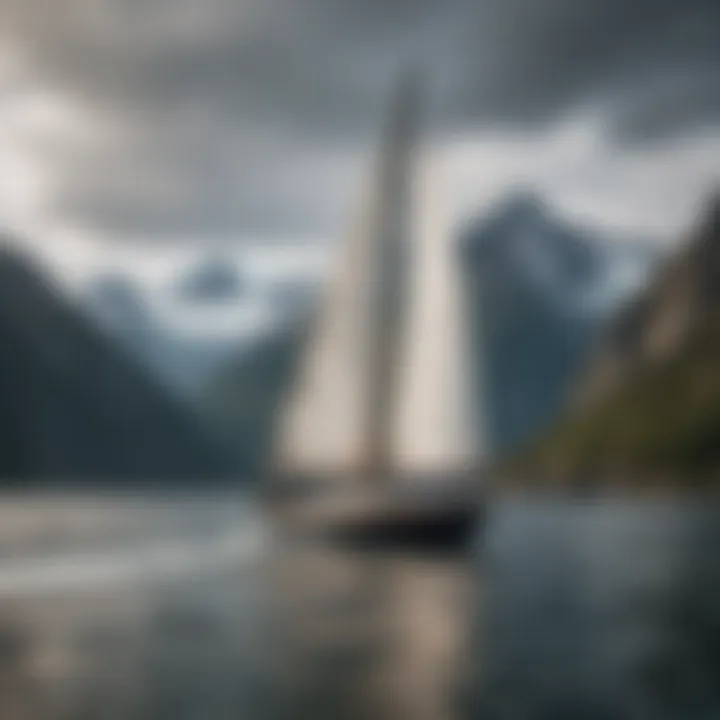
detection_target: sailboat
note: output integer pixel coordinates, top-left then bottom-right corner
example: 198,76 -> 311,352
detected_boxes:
268,78 -> 485,548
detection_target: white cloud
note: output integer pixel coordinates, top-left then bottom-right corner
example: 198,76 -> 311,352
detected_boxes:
437,110 -> 720,242
0,89 -> 108,240
12,108 -> 719,302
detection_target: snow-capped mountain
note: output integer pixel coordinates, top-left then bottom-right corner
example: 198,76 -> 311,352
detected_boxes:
461,190 -> 660,458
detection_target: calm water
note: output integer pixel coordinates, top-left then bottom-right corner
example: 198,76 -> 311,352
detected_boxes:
0,495 -> 717,720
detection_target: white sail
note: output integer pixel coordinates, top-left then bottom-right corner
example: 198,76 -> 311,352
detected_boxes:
274,180 -> 385,477
274,82 -> 480,480
392,150 -> 478,474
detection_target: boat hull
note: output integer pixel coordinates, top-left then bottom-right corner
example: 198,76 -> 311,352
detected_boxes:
267,475 -> 485,552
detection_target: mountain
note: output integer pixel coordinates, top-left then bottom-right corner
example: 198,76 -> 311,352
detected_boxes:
84,262 -> 321,399
460,190 -> 658,459
199,317 -> 309,477
84,273 -> 251,398
0,245 -> 232,483
574,194 -> 720,408
83,273 -> 160,373
504,192 -> 720,487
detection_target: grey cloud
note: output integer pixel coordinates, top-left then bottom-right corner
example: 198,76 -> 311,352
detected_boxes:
1,0 -> 718,241
9,0 -> 718,134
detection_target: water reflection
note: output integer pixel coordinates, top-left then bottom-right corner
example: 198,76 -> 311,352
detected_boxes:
269,538 -> 477,720
0,499 -> 717,720
479,501 -> 720,720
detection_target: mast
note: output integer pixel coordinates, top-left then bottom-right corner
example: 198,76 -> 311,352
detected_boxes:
362,75 -> 421,482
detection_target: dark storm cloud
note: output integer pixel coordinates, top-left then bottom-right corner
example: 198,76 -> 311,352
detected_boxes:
1,0 -> 718,240
456,0 -> 720,135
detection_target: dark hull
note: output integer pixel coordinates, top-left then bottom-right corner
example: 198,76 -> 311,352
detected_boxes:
318,503 -> 483,552
268,476 -> 485,552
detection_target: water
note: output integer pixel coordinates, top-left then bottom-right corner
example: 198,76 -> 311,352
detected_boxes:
0,495 -> 717,719
480,501 -> 720,719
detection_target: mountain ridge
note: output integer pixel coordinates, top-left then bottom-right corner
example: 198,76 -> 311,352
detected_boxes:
460,189 -> 658,459
502,190 -> 720,488
0,242 -> 232,483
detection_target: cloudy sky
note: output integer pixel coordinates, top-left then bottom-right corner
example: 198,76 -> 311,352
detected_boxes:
0,0 -> 718,282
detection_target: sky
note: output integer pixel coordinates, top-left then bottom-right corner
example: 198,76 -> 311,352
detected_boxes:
0,0 -> 718,285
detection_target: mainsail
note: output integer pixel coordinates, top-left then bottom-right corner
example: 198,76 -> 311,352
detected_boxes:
275,79 -> 479,481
